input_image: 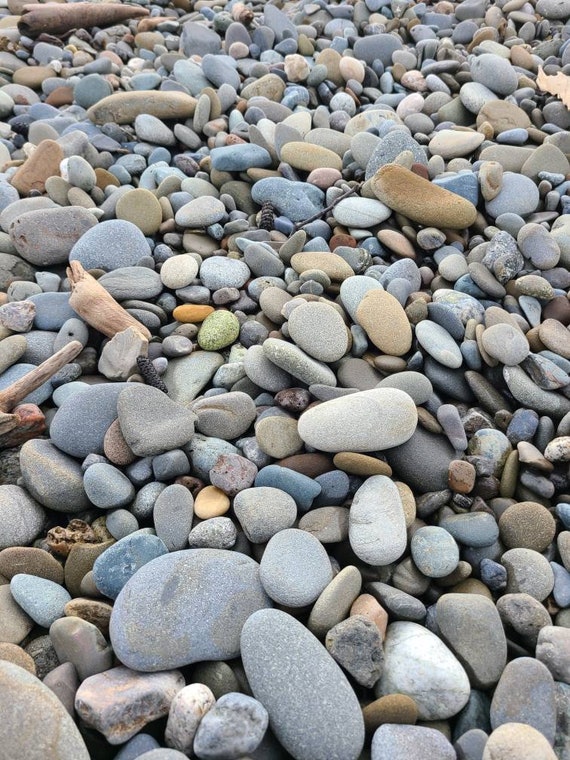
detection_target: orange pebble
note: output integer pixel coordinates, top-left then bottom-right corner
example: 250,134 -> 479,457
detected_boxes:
173,304 -> 215,323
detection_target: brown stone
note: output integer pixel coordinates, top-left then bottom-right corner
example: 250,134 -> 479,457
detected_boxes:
356,289 -> 412,356
0,642 -> 36,674
277,453 -> 333,478
0,547 -> 64,584
538,318 -> 570,359
499,502 -> 556,552
448,460 -> 476,493
87,91 -> 196,125
362,694 -> 418,733
12,66 -> 53,89
332,452 -> 392,477
64,540 -> 114,598
371,164 -> 477,229
10,139 -> 63,196
350,593 -> 388,639
64,598 -> 113,637
542,296 -> 570,326
45,86 -> 74,107
476,101 -> 532,134
94,168 -> 120,191
103,419 -> 136,467
395,481 -> 417,527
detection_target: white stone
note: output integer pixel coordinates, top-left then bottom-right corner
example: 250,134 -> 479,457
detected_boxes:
377,621 -> 470,720
165,683 -> 215,754
332,197 -> 391,228
160,254 -> 199,290
297,388 -> 417,453
349,475 -> 407,566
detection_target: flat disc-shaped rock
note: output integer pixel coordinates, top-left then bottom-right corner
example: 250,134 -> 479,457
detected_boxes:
297,388 -> 417,453
110,549 -> 271,671
117,384 -> 197,457
415,320 -> 463,368
371,164 -> 477,229
355,290 -> 412,356
377,621 -> 470,720
481,323 -> 529,365
241,609 -> 365,760
262,338 -> 337,387
349,475 -> 407,566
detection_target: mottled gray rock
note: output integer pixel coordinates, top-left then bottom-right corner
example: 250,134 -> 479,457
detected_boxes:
349,475 -> 407,566
193,692 -> 269,759
325,615 -> 383,688
372,724 -> 456,760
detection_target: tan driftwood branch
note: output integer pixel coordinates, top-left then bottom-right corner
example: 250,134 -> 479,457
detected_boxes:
18,3 -> 149,36
537,67 -> 570,109
0,340 -> 83,413
67,261 -> 151,341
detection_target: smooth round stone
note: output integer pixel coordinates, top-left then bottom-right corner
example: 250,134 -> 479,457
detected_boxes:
255,416 -> 302,460
115,189 -> 163,236
251,178 -> 325,223
233,487 -> 297,543
92,534 -> 169,600
165,683 -> 215,755
0,485 -> 44,551
287,300 -> 348,362
281,142 -> 342,173
0,547 -> 63,585
517,224 -> 560,270
411,526 -> 459,578
536,0 -> 570,17
69,219 -> 151,271
502,548 -> 554,601
349,475 -> 407,566
0,661 -> 89,759
482,723 -> 557,760
460,81 -> 499,114
259,528 -> 333,607
428,130 -> 484,159
486,172 -> 540,218
211,144 -> 272,171
496,592 -> 552,648
9,574 -> 71,628
371,724 -> 456,760
199,257 -> 250,290
490,658 -> 556,744
193,692 -> 268,759
160,254 -> 199,290
468,429 -> 512,476
187,516 -> 237,550
175,197 -> 226,227
83,463 -> 135,510
499,502 -> 556,552
110,549 -> 271,671
415,320 -> 462,369
439,512 -> 499,548
308,566 -> 362,639
297,388 -> 417,453
241,609 -> 365,760
356,290 -> 412,356
481,324 -> 529,366
332,197 -> 391,228
470,54 -> 519,96
19,439 -> 90,513
436,593 -> 507,690
377,621 -> 470,720
197,310 -> 240,351
153,485 -> 194,552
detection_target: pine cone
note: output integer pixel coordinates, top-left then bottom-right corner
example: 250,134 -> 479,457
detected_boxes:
136,356 -> 168,394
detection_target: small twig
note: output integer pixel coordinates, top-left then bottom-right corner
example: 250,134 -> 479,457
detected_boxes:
293,182 -> 363,231
0,340 -> 83,413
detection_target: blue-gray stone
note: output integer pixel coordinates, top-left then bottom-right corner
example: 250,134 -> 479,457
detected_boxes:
50,383 -> 129,458
105,509 -> 139,540
27,292 -> 77,331
180,22 -> 221,58
433,172 -> 479,205
365,130 -> 427,179
439,512 -> 500,548
92,533 -> 168,600
109,549 -> 272,671
251,178 -> 324,223
255,464 -> 321,512
199,256 -> 250,290
69,219 -> 152,271
313,470 -> 351,507
10,574 -> 71,628
480,559 -> 507,592
114,734 -> 160,760
73,74 -> 113,109
83,462 -> 135,510
353,33 -> 403,65
241,609 -> 365,760
211,144 -> 272,172
202,54 -> 241,90
551,561 -> 570,608
386,427 -> 456,493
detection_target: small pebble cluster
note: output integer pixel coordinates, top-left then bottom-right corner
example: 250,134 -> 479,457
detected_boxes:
1,0 -> 570,758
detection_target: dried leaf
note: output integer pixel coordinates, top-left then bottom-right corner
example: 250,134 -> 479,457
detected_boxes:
537,66 -> 570,110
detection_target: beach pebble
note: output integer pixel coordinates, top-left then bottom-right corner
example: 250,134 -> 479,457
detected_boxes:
193,692 -> 269,760
165,683 -> 215,755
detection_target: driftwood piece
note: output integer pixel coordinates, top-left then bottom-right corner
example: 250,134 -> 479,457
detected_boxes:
0,340 -> 83,413
67,261 -> 151,341
537,67 -> 570,109
18,2 -> 149,37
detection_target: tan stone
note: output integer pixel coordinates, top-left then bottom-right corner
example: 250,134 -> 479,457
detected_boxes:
87,91 -> 196,125
482,722 -> 557,760
173,304 -> 215,323
115,188 -> 163,235
356,289 -> 412,356
255,416 -> 303,459
363,694 -> 418,733
10,139 -> 63,196
476,101 -> 531,134
64,598 -> 113,637
290,252 -> 355,281
280,142 -> 343,173
0,643 -> 36,674
395,481 -> 416,527
332,452 -> 392,477
12,66 -> 53,89
350,593 -> 388,639
193,485 -> 230,519
371,164 -> 478,229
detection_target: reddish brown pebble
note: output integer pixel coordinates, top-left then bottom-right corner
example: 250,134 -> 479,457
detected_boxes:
350,593 -> 388,640
448,460 -> 477,493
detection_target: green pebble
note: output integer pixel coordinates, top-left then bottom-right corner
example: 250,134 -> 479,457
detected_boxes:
197,311 -> 240,351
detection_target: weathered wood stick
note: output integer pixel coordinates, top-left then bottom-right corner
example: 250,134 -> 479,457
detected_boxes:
67,261 -> 151,340
0,340 -> 83,413
18,2 -> 149,37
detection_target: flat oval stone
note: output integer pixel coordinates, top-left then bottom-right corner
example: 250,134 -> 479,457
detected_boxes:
281,142 -> 343,172
9,574 -> 71,628
349,475 -> 407,566
415,320 -> 462,369
69,219 -> 151,271
175,197 -> 226,228
110,549 -> 271,671
371,164 -> 477,229
241,608 -> 365,760
0,485 -> 44,551
19,439 -> 90,513
377,621 -> 470,720
262,337 -> 337,387
410,526 -> 459,577
372,724 -> 456,760
0,661 -> 89,759
356,290 -> 412,356
297,388 -> 417,453
287,301 -> 348,362
259,528 -> 333,607
332,197 -> 391,228
481,323 -> 529,365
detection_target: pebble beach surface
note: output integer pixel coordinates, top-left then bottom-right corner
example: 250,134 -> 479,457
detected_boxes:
0,0 -> 570,757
